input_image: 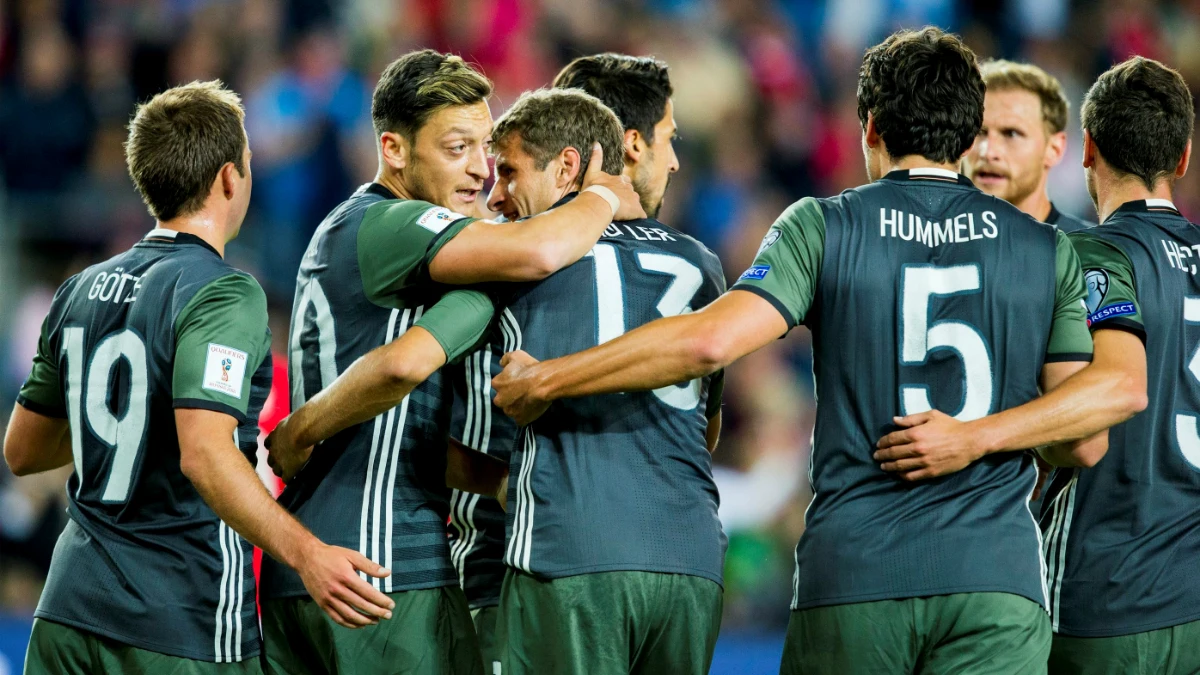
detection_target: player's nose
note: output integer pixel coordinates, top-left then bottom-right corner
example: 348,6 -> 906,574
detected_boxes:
486,183 -> 505,213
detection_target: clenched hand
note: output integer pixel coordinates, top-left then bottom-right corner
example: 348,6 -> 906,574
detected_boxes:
492,350 -> 550,426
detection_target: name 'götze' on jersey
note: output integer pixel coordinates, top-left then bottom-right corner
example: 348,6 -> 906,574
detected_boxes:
878,208 -> 1000,247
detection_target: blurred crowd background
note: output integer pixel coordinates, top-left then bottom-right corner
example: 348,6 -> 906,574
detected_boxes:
1,0 -> 1198,670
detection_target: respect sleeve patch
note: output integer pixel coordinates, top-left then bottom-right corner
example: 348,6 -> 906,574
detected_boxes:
739,265 -> 771,281
416,206 -> 464,234
1087,302 -> 1137,327
202,343 -> 248,398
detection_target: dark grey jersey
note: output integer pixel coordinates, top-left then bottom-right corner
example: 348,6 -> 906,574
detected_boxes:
1043,200 -> 1200,637
499,202 -> 727,585
1047,202 -> 1096,234
17,230 -> 272,662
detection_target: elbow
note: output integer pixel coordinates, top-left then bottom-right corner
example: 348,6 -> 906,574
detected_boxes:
178,445 -> 207,486
1113,374 -> 1149,420
383,354 -> 437,390
687,333 -> 733,378
523,245 -> 568,281
4,447 -> 35,477
1074,437 -> 1109,469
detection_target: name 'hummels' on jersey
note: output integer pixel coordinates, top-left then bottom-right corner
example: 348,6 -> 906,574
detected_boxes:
878,208 -> 1000,246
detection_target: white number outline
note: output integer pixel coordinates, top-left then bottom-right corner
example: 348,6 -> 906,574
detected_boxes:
1174,296 -> 1200,471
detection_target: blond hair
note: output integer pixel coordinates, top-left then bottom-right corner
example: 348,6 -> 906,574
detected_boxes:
980,60 -> 1070,134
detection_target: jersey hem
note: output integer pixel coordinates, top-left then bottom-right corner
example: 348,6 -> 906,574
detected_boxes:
1088,318 -> 1146,343
729,284 -> 797,328
16,394 -> 66,418
790,583 -> 1045,612
259,576 -> 458,602
467,597 -> 501,611
519,563 -> 724,588
1044,352 -> 1093,364
1053,608 -> 1200,638
173,398 -> 248,424
33,610 -> 260,663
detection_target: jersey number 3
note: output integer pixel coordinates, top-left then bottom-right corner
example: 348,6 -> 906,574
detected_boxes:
62,326 -> 149,503
1175,297 -> 1200,470
899,264 -> 994,421
587,243 -> 704,410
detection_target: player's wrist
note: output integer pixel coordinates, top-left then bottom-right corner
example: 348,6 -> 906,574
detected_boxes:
579,187 -> 619,219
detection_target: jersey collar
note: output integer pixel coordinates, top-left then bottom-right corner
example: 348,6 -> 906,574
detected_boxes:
884,167 -> 974,187
364,182 -> 398,200
141,227 -> 221,257
1110,198 -> 1183,220
1045,202 -> 1064,225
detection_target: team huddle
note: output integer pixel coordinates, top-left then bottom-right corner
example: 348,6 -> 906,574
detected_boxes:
3,23 -> 1198,675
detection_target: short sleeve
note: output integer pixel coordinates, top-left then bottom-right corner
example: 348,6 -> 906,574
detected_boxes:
730,197 -> 826,328
172,273 -> 271,423
1045,229 -> 1096,362
413,290 -> 496,363
358,200 -> 477,305
1069,230 -> 1145,342
17,312 -> 66,417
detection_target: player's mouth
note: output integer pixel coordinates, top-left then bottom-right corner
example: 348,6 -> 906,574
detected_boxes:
972,170 -> 1008,186
456,189 -> 481,203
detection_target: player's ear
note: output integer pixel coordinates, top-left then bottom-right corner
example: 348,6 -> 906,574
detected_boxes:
219,161 -> 237,200
558,146 -> 583,190
1045,131 -> 1067,170
380,132 -> 409,172
1081,130 -> 1097,169
623,128 -> 643,164
1176,139 -> 1191,180
864,113 -> 883,149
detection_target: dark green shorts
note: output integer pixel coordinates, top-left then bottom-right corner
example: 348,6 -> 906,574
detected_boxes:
261,585 -> 482,675
780,592 -> 1051,675
1049,617 -> 1200,675
471,605 -> 501,675
23,618 -> 261,675
498,568 -> 723,675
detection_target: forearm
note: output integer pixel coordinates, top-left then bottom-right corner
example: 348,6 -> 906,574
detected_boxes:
534,314 -> 720,402
4,404 -> 73,476
969,362 -> 1141,455
289,329 -> 445,449
1039,432 -> 1108,468
431,192 -> 613,284
185,440 -> 317,569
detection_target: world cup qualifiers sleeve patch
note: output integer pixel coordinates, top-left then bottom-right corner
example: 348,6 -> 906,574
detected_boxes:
202,343 -> 248,398
1087,302 -> 1137,327
739,265 -> 771,281
1084,269 -> 1109,314
416,206 -> 464,234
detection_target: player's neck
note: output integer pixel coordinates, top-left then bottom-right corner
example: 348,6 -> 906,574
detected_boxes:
1012,188 -> 1053,222
156,212 -> 228,257
1096,177 -> 1174,222
884,155 -> 961,176
374,170 -> 414,202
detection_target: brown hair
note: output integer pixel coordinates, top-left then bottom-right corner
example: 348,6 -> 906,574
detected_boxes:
980,59 -> 1070,134
492,88 -> 625,177
125,80 -> 246,222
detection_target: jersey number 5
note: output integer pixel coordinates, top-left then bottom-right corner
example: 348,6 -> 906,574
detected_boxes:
62,326 -> 149,503
899,264 -> 994,421
587,243 -> 705,410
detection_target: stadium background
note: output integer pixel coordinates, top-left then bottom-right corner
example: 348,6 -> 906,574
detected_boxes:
0,0 -> 1196,672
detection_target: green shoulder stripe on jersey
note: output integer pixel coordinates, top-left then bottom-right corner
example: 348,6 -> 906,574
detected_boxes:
1068,230 -> 1146,342
358,199 -> 477,307
414,289 -> 495,363
1046,229 -> 1095,361
729,197 -> 826,328
172,272 -> 270,423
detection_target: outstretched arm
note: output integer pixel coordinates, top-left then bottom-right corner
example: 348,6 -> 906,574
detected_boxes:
429,144 -> 646,284
875,329 -> 1146,480
492,290 -> 789,425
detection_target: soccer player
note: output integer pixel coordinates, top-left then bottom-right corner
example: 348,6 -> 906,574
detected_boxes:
444,53 -> 684,669
4,81 -> 393,674
492,29 -> 1145,674
258,51 -> 642,674
963,60 -> 1094,231
1009,56 -> 1194,675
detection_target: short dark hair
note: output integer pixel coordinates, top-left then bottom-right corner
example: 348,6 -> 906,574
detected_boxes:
1081,56 -> 1194,190
372,50 -> 493,139
125,80 -> 246,222
553,53 -> 672,143
857,27 -> 984,164
492,89 -> 625,177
